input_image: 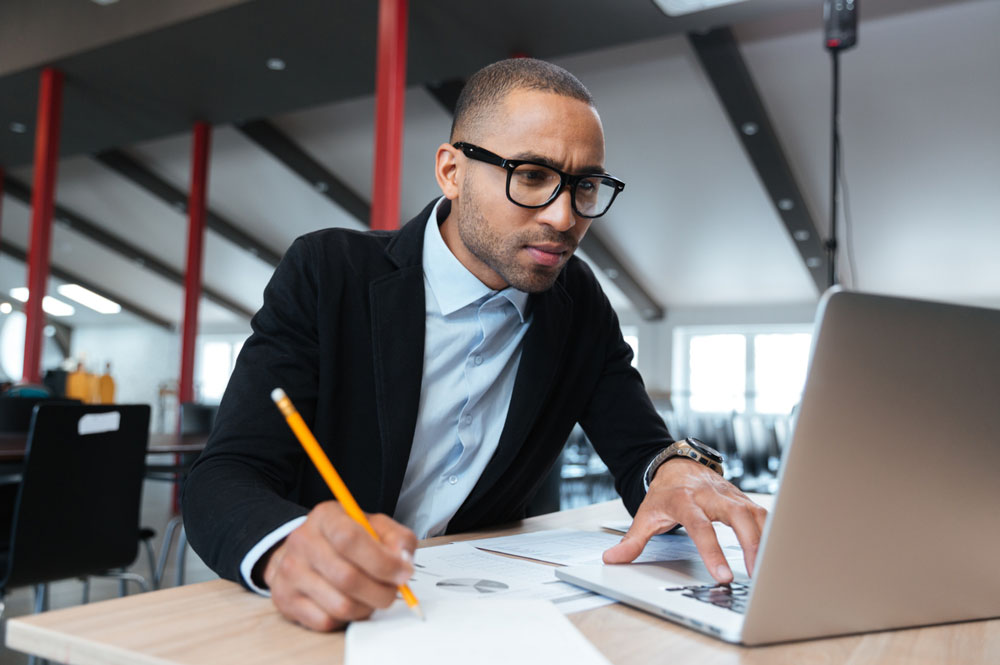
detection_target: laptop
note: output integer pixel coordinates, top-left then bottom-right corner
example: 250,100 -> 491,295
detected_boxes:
556,289 -> 1000,645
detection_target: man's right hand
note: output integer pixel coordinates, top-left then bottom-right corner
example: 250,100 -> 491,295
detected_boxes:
262,501 -> 417,631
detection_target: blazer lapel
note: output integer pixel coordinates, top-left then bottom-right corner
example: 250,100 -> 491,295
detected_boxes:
463,282 -> 573,502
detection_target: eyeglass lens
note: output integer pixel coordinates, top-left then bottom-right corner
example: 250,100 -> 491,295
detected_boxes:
509,163 -> 618,217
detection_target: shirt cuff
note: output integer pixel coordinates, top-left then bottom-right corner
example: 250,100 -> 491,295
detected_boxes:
642,447 -> 672,492
239,516 -> 308,596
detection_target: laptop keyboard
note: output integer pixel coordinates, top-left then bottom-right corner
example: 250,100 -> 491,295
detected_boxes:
665,581 -> 750,614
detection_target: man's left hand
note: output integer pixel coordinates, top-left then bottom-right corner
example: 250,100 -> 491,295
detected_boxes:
602,458 -> 768,584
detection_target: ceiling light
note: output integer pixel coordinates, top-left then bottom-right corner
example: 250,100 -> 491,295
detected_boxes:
741,122 -> 759,136
90,0 -> 120,5
0,303 -> 11,314
805,257 -> 822,268
652,0 -> 749,17
57,284 -> 122,314
43,325 -> 55,337
9,122 -> 27,134
793,230 -> 811,242
266,58 -> 286,71
777,199 -> 794,211
8,288 -> 76,317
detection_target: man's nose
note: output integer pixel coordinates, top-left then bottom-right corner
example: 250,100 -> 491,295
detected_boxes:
536,187 -> 576,232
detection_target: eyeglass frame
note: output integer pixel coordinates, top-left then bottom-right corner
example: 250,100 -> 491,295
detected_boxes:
451,142 -> 625,219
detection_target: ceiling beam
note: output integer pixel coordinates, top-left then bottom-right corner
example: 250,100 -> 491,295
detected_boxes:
92,148 -> 284,267
688,27 -> 830,293
0,239 -> 174,330
3,176 -> 255,321
424,80 -> 665,321
235,120 -> 371,226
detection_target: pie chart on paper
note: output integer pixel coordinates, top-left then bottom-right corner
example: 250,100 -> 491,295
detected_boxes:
435,578 -> 509,594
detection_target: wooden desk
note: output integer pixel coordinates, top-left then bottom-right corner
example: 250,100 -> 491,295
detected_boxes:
6,500 -> 999,664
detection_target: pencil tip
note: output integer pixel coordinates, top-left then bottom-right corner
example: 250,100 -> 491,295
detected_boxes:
412,605 -> 426,622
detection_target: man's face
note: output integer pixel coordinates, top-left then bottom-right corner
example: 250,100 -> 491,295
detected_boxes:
442,89 -> 606,293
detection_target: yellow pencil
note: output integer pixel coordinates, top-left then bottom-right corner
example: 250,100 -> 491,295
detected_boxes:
270,388 -> 424,621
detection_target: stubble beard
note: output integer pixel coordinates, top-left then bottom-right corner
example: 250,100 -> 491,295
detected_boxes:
455,180 -> 576,294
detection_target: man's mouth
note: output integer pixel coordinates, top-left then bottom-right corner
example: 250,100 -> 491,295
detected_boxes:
525,243 -> 570,268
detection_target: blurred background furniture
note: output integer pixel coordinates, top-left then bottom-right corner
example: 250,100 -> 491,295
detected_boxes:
0,403 -> 152,622
148,402 -> 217,588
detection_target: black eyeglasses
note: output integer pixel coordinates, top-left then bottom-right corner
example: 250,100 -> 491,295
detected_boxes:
452,142 -> 625,219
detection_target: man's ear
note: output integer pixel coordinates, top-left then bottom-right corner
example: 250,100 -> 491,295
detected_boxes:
435,143 -> 461,200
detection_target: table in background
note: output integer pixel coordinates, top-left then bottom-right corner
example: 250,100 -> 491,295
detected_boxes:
0,432 -> 208,463
6,499 -> 1000,665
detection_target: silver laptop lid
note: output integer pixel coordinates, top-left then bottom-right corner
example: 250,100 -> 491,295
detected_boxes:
742,289 -> 1000,644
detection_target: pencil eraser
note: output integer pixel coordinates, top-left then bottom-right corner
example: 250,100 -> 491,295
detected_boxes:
270,388 -> 287,404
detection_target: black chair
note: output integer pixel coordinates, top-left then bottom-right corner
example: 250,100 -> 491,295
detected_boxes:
0,403 -> 151,618
0,396 -> 74,434
151,402 -> 217,588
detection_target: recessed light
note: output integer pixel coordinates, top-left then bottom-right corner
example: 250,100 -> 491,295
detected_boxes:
793,230 -> 810,242
314,181 -> 329,193
777,199 -> 794,211
741,122 -> 758,136
605,268 -> 619,279
805,257 -> 822,268
0,303 -> 11,314
9,288 -> 76,317
266,58 -> 286,71
9,122 -> 27,134
57,284 -> 122,314
90,0 -> 120,5
43,325 -> 55,337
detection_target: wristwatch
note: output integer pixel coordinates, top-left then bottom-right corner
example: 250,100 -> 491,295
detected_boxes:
644,437 -> 725,489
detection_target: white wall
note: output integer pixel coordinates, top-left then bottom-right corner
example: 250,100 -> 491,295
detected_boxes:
70,325 -> 179,433
618,301 -> 819,395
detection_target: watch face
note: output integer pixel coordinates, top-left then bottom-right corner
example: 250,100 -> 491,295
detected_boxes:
686,437 -> 724,463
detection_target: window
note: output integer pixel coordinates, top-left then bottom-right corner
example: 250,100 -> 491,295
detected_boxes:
675,326 -> 812,415
196,336 -> 245,403
621,325 -> 639,368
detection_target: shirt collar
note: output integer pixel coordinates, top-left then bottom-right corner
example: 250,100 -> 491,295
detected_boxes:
423,197 -> 530,321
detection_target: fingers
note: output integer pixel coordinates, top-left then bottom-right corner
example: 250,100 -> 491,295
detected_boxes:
264,502 -> 417,631
723,499 -> 767,576
683,510 -> 734,584
602,506 -> 678,564
622,459 -> 770,584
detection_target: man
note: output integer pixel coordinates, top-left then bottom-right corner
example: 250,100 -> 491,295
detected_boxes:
183,58 -> 766,631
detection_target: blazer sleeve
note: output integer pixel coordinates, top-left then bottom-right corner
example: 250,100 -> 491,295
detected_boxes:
576,275 -> 674,517
182,236 -> 324,588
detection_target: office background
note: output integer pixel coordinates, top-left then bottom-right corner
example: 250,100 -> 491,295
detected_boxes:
0,0 -> 997,432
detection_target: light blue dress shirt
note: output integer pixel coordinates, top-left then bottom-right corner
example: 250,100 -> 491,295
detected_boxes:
240,198 -> 531,592
393,197 -> 531,538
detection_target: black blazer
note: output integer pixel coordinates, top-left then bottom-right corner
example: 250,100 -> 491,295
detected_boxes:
183,200 -> 672,587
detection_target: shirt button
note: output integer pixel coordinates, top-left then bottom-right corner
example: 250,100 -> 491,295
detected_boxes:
448,475 -> 459,485
474,355 -> 483,366
462,415 -> 472,426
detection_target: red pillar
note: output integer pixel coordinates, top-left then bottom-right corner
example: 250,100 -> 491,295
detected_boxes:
369,0 -> 408,231
23,68 -> 64,384
178,122 -> 211,410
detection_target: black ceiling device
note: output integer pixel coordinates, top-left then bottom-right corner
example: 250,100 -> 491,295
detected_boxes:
824,0 -> 858,51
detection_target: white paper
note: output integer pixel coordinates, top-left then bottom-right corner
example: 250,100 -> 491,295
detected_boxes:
409,542 -> 615,614
346,599 -> 611,665
464,528 -> 744,567
601,521 -> 746,551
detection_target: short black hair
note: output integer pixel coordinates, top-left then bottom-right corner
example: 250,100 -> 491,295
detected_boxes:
450,58 -> 595,142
